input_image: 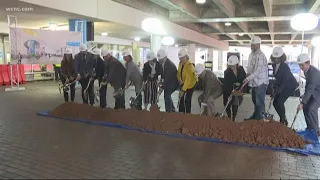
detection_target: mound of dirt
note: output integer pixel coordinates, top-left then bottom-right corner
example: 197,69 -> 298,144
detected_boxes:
50,102 -> 306,149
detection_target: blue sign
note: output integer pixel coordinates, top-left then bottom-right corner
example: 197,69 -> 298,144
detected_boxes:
66,42 -> 80,46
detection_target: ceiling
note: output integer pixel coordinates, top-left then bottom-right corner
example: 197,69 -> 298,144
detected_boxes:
112,0 -> 320,46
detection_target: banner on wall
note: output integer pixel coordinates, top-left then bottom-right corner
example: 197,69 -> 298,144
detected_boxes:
9,27 -> 81,64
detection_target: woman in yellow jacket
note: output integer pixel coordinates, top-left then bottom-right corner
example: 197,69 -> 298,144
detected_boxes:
177,48 -> 198,113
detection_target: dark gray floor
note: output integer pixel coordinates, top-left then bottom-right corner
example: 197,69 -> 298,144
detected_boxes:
0,81 -> 319,179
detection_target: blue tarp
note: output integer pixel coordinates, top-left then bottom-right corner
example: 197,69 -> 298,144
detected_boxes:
37,111 -> 320,156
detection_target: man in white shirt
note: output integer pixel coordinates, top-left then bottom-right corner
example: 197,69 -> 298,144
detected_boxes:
243,36 -> 269,120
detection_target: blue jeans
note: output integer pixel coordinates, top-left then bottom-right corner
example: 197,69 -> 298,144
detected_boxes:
250,84 -> 267,120
164,89 -> 176,112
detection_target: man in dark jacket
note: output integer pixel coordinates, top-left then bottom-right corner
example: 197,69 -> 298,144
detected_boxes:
101,49 -> 126,109
75,44 -> 96,105
270,47 -> 298,125
297,53 -> 320,132
157,49 -> 178,112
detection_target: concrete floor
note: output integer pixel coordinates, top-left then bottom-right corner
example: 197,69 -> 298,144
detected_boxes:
0,81 -> 319,179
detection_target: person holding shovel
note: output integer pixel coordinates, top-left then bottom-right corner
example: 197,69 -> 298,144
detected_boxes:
100,49 -> 126,109
195,63 -> 223,116
75,44 -> 96,105
296,53 -> 320,133
142,51 -> 163,110
270,47 -> 298,126
177,48 -> 198,113
243,36 -> 269,120
223,55 -> 246,121
123,50 -> 143,110
60,48 -> 76,102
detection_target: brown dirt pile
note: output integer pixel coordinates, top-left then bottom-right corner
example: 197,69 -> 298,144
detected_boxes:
50,102 -> 306,149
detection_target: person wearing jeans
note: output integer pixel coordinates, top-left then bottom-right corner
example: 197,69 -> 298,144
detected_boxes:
157,49 -> 179,113
177,48 -> 198,113
243,36 -> 269,120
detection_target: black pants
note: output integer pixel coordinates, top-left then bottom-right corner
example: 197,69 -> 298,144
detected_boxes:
114,88 -> 125,109
61,78 -> 75,102
99,85 -> 107,108
179,86 -> 195,113
54,67 -> 61,81
223,93 -> 243,119
136,92 -> 142,110
79,77 -> 94,105
273,91 -> 291,122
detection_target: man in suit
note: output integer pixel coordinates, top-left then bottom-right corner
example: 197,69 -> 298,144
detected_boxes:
297,53 -> 320,132
157,49 -> 179,112
195,63 -> 223,116
101,49 -> 126,109
75,44 -> 96,105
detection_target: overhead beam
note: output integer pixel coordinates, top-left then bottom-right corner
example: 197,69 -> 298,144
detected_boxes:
169,15 -> 320,23
150,0 -> 200,19
226,39 -> 311,42
206,23 -> 243,44
289,0 -> 320,44
263,0 -> 274,46
207,31 -> 320,35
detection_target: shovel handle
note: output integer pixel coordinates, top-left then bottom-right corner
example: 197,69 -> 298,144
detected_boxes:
290,110 -> 300,129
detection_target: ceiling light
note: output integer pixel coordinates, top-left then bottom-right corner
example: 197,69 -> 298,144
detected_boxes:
196,0 -> 206,4
291,13 -> 318,31
101,32 -> 108,36
175,44 -> 178,47
134,37 -> 141,41
49,23 -> 58,31
161,36 -> 174,46
225,22 -> 232,26
141,18 -> 166,35
312,36 -> 320,47
239,33 -> 244,36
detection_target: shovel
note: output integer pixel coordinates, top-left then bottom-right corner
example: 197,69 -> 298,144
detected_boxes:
265,97 -> 274,120
218,85 -> 242,118
290,109 -> 300,129
155,85 -> 164,109
129,81 -> 146,109
83,78 -> 94,102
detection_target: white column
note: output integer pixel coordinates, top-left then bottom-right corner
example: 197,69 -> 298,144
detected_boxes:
112,44 -> 118,57
1,36 -> 5,64
218,50 -> 223,71
150,34 -> 162,53
187,44 -> 196,64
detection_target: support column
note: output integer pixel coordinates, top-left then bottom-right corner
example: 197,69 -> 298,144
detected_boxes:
112,44 -> 118,58
132,42 -> 140,65
1,36 -> 5,64
150,34 -> 162,53
206,48 -> 214,71
218,51 -> 223,71
187,44 -> 196,64
69,19 -> 87,44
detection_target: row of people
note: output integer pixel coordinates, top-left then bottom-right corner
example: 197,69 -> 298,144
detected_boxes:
60,40 -> 320,132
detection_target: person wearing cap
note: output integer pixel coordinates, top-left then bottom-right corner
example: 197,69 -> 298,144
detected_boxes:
92,49 -> 105,86
142,51 -> 162,110
195,63 -> 223,116
122,50 -> 143,110
157,48 -> 179,112
296,53 -> 320,132
223,55 -> 246,121
75,43 -> 96,105
270,47 -> 298,126
60,48 -> 76,102
177,48 -> 198,113
100,49 -> 127,109
243,36 -> 269,120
